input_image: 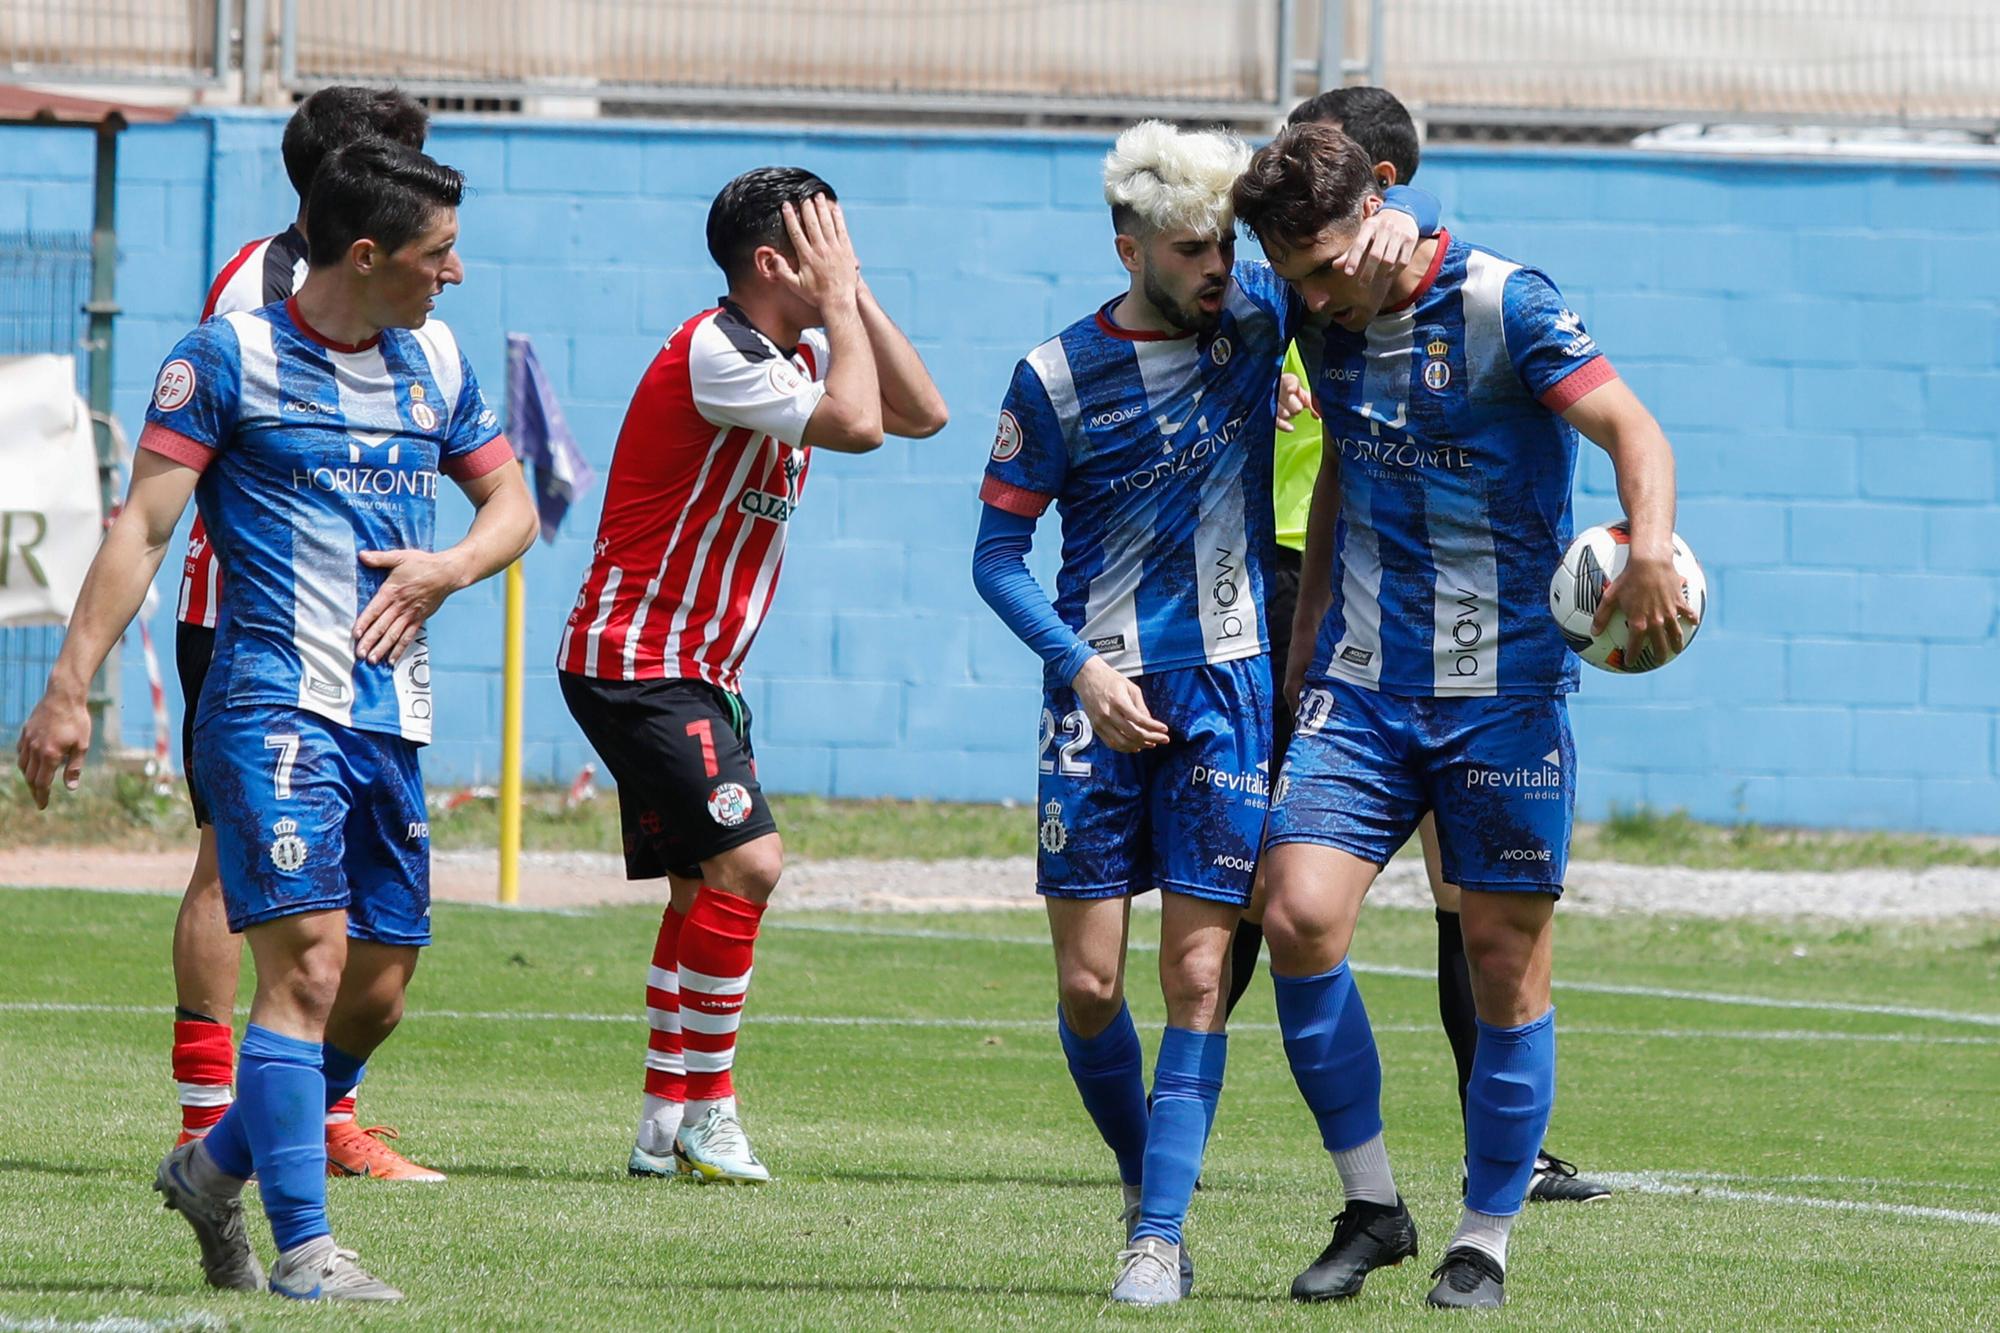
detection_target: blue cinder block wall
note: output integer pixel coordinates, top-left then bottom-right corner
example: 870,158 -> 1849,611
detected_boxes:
16,110 -> 1994,832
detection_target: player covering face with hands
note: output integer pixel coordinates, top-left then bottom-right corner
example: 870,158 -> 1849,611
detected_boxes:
558,165 -> 944,1188
18,140 -> 537,1303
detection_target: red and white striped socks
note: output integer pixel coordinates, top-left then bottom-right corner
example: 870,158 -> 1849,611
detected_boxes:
677,886 -> 765,1122
637,905 -> 687,1153
171,1017 -> 234,1140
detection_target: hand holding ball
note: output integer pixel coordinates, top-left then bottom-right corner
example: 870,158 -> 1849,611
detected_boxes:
1549,522 -> 1706,673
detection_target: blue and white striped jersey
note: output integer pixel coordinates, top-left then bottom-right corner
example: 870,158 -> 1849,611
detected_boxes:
140,298 -> 510,743
1305,233 -> 1616,697
980,261 -> 1302,679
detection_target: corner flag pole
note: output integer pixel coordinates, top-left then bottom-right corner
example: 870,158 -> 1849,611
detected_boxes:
499,557 -> 524,905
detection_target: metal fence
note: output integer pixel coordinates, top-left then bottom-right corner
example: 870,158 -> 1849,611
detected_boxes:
278,0 -> 1300,120
0,234 -> 91,740
0,0 -> 228,88
1368,0 -> 2000,129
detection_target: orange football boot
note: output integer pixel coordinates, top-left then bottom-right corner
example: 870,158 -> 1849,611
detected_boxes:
325,1122 -> 446,1182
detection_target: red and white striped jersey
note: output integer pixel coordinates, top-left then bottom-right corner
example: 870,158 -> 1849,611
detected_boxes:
177,226 -> 308,627
558,301 -> 829,693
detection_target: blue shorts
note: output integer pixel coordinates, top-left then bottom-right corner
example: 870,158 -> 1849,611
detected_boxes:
1267,679 -> 1573,895
192,705 -> 431,944
1037,657 -> 1272,907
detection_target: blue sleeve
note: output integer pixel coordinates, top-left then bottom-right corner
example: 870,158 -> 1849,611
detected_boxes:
143,321 -> 241,453
973,504 -> 1094,684
1380,185 -> 1440,239
1231,259 -> 1308,342
1501,267 -> 1616,408
979,359 -> 1068,512
443,350 -> 504,462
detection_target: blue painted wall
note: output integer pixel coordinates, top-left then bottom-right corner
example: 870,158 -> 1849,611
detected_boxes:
14,110 -> 1995,832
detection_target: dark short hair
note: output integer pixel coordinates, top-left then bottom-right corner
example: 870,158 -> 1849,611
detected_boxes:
305,139 -> 464,268
1231,123 -> 1381,259
1287,85 -> 1420,184
706,167 -> 837,286
282,85 -> 429,199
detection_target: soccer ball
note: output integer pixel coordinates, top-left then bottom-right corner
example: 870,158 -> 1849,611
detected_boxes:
1548,522 -> 1707,673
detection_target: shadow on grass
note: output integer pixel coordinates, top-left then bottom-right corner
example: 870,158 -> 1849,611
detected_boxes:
440,1161 -> 1134,1192
661,1274 -> 1291,1306
0,1157 -> 110,1179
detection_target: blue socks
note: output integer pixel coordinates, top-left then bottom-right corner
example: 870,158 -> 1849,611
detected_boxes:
1464,1008 -> 1557,1216
1272,960 -> 1385,1154
322,1043 -> 367,1112
1131,1027 -> 1226,1247
1057,1003 -> 1149,1187
233,1024 -> 331,1253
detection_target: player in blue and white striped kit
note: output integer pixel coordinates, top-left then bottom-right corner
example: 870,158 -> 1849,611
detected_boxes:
1233,123 -> 1694,1311
16,140 -> 536,1303
972,120 -> 1435,1307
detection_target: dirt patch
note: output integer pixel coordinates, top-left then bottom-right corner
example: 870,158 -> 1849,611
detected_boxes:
2,845 -> 1997,920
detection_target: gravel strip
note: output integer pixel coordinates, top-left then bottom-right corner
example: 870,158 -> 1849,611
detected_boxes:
3,847 -> 1995,920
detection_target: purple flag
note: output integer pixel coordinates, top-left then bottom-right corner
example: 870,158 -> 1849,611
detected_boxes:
506,333 -> 595,545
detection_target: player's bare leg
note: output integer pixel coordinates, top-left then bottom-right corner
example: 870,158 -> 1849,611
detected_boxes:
673,833 -> 782,1183
319,941 -> 440,1182
1427,889 -> 1558,1310
170,827 -> 239,1145
631,873 -> 701,1178
1263,843 -> 1417,1302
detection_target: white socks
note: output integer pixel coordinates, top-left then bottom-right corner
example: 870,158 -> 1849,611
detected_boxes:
637,1094 -> 684,1154
1331,1133 -> 1398,1205
1448,1207 -> 1515,1270
686,1094 -> 738,1125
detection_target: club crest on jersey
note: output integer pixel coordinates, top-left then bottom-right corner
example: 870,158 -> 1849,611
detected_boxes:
269,817 -> 309,873
153,359 -> 196,412
1423,336 -> 1451,391
991,410 -> 1023,462
410,399 -> 438,431
707,782 -> 754,828
769,360 -> 806,395
1038,799 -> 1068,855
1208,336 -> 1232,367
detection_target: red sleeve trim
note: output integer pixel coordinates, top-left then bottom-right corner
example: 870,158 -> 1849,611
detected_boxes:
138,423 -> 213,473
443,435 -> 515,482
202,238 -> 261,321
1538,355 -> 1618,413
980,475 -> 1054,517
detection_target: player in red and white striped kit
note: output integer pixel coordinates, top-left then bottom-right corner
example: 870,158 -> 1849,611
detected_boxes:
168,87 -> 446,1183
560,169 -> 946,1182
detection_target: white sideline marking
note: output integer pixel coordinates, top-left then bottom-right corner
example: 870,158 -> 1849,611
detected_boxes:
1606,1173 -> 2000,1227
766,922 -> 2000,1028
4,1002 -> 1996,1047
1627,1169 -> 2000,1195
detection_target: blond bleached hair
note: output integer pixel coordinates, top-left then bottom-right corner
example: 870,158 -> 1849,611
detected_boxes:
1102,120 -> 1251,239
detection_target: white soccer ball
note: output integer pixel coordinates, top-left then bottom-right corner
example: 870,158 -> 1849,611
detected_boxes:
1548,521 -> 1707,674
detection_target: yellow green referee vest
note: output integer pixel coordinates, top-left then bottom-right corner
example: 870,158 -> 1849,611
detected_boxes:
1272,342 -> 1322,553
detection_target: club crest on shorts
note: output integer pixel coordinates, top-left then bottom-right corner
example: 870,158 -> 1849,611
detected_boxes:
707,781 -> 754,828
269,817 -> 308,873
1038,798 -> 1068,854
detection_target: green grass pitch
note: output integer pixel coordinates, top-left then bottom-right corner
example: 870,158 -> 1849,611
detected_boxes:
2,888 -> 1997,1330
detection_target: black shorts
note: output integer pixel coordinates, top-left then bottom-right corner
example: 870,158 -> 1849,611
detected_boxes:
559,672 -> 777,881
174,621 -> 215,827
1266,543 -> 1303,764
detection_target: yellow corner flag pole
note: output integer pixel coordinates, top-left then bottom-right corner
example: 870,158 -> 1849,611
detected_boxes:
499,557 -> 525,905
